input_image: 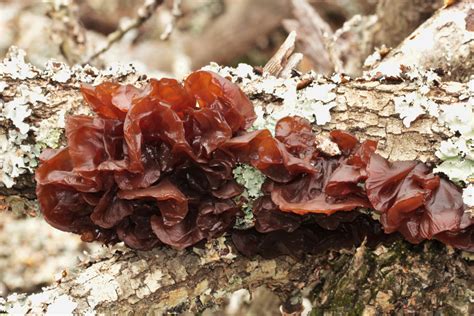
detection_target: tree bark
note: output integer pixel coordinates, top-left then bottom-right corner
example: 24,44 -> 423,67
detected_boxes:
3,237 -> 471,314
373,0 -> 443,49
371,0 -> 474,82
283,0 -> 338,74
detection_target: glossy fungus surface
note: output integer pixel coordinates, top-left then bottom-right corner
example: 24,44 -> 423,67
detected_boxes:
36,71 -> 473,252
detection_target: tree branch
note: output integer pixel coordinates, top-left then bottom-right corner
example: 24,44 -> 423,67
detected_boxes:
370,0 -> 473,81
0,45 -> 466,200
2,237 -> 471,314
83,0 -> 164,65
283,0 -> 342,74
373,0 -> 443,49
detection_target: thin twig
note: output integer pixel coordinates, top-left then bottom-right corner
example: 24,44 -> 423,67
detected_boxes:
160,0 -> 183,41
83,0 -> 164,65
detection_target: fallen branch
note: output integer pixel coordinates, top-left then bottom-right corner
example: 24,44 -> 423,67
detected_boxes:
0,47 -> 466,200
373,0 -> 442,49
370,0 -> 473,81
160,0 -> 183,41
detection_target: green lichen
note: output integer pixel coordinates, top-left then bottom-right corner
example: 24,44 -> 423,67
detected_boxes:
34,108 -> 66,150
232,164 -> 266,229
434,84 -> 474,207
434,159 -> 474,184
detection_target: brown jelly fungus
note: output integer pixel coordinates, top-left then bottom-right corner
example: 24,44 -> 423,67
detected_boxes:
36,71 -> 473,252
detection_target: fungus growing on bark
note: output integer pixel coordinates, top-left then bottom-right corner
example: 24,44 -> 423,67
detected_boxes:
36,71 -> 473,252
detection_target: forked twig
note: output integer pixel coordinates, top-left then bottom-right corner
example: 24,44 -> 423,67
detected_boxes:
83,0 -> 164,65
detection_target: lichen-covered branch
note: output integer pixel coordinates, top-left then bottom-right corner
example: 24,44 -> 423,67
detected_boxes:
1,47 -> 471,204
2,237 -> 471,314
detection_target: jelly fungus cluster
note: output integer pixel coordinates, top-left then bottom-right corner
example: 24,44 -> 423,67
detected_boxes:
35,71 -> 473,252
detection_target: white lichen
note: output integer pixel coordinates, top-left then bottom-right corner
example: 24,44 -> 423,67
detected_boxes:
385,66 -> 445,127
251,79 -> 337,131
45,60 -> 72,83
0,46 -> 37,80
438,102 -> 474,137
2,293 -> 28,315
0,130 -> 38,188
434,159 -> 474,184
71,64 -> 99,83
363,51 -> 382,68
371,61 -> 402,79
393,92 -> 439,128
434,98 -> 474,186
0,82 -> 48,187
45,295 -> 77,315
35,108 -> 66,149
437,137 -> 474,161
101,62 -> 136,78
3,97 -> 31,134
2,84 -> 48,134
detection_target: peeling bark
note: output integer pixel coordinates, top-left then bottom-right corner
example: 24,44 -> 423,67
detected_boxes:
283,0 -> 338,74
